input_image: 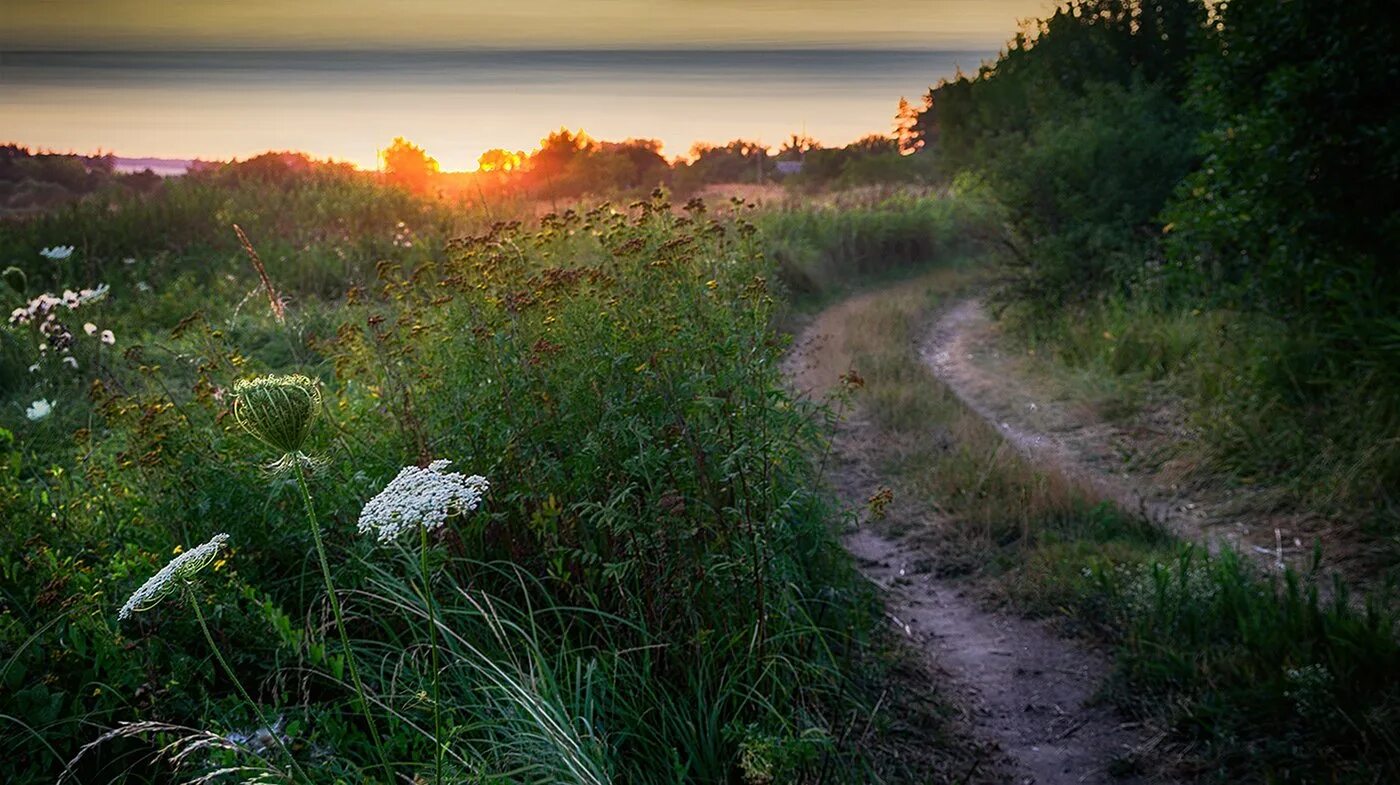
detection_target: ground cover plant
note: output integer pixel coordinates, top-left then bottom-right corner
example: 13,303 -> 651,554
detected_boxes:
0,174 -> 935,783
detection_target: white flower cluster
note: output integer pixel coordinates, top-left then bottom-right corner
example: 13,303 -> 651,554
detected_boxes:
357,459 -> 488,544
119,533 -> 229,620
9,284 -> 113,372
40,245 -> 75,261
8,285 -> 110,325
26,399 -> 54,421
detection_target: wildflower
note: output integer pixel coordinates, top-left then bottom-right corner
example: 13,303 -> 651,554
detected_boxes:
25,399 -> 53,421
84,322 -> 97,336
358,459 -> 488,543
101,329 -> 115,345
39,245 -> 74,261
77,284 -> 110,305
118,533 -> 229,620
232,374 -> 322,456
136,281 -> 152,292
62,356 -> 78,369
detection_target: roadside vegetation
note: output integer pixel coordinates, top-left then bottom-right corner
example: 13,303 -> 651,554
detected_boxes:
830,272 -> 1400,783
906,0 -> 1400,544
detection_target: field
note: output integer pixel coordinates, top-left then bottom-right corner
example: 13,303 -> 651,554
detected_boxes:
2,170 -> 975,783
4,2 -> 1398,783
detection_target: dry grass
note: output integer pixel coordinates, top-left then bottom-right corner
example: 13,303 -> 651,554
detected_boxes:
824,270 -> 1096,572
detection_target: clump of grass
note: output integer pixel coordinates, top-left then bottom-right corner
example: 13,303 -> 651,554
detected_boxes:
1007,297 -> 1400,540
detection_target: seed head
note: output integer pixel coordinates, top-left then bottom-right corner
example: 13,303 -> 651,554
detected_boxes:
232,374 -> 322,456
2,266 -> 25,295
119,533 -> 230,620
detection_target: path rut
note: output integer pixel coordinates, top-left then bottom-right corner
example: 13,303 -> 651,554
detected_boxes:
924,298 -> 1321,576
784,286 -> 1168,784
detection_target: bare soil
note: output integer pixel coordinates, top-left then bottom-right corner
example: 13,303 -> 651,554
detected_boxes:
785,288 -> 1171,784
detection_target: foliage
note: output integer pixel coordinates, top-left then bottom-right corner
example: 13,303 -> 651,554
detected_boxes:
1162,0 -> 1400,389
915,0 -> 1400,528
756,190 -> 996,300
381,138 -> 441,195
0,179 -> 896,783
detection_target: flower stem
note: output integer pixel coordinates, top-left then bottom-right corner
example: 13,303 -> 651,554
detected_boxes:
189,588 -> 312,784
420,524 -> 443,785
293,460 -> 394,782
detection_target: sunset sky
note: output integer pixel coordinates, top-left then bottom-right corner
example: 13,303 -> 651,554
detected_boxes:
4,0 -> 1048,50
2,1 -> 1050,170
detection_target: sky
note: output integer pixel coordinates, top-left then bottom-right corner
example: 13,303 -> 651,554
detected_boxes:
1,1 -> 1050,170
3,0 -> 1049,51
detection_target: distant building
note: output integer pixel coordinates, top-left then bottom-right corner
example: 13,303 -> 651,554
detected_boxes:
775,160 -> 803,175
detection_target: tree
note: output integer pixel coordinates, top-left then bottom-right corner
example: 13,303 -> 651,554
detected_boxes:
778,134 -> 821,160
477,148 -> 523,174
382,137 -> 439,193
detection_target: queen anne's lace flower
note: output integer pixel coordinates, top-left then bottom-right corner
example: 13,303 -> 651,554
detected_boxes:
232,374 -> 321,456
40,245 -> 74,261
119,533 -> 229,620
26,399 -> 53,421
358,460 -> 488,543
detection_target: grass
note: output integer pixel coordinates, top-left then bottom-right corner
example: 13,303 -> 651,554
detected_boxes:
1005,297 -> 1400,550
2,179 -> 951,783
829,271 -> 1400,783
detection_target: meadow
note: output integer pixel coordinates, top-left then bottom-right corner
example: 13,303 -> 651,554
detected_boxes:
4,2 -> 1398,783
0,165 -> 975,783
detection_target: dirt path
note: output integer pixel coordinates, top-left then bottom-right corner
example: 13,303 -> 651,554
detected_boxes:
785,287 -> 1166,785
924,299 -> 1321,576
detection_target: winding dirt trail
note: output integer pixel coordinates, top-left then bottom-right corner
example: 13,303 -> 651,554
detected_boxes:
924,299 -> 1323,576
785,287 -> 1168,785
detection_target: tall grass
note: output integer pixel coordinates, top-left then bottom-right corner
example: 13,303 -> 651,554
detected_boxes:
0,185 -> 900,783
832,272 -> 1400,783
1007,297 -> 1400,538
756,188 -> 996,302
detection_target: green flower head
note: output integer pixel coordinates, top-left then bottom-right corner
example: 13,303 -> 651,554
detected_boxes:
232,374 -> 322,456
2,266 -> 26,296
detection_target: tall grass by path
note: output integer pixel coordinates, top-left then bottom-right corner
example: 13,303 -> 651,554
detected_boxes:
832,271 -> 1400,784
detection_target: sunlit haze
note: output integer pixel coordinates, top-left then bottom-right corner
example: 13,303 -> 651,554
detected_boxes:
1,1 -> 1049,170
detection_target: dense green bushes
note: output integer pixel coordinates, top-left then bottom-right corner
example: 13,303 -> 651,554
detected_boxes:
914,0 -> 1400,523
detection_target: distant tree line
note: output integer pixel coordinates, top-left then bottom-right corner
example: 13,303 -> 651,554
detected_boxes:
0,145 -> 161,213
381,125 -> 934,201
